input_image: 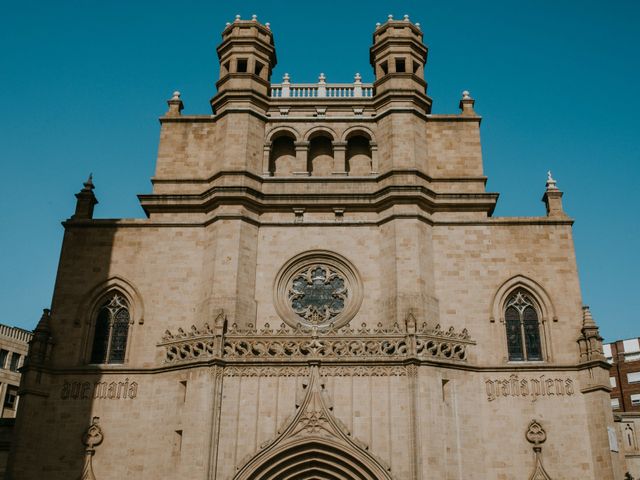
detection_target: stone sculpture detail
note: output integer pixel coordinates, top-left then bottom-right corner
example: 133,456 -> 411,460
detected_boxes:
79,416 -> 104,480
526,419 -> 553,480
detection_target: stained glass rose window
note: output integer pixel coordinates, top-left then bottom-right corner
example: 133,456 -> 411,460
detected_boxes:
274,251 -> 362,330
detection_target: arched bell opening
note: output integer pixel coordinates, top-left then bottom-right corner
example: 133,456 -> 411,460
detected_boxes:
269,134 -> 297,176
308,134 -> 334,176
345,135 -> 372,176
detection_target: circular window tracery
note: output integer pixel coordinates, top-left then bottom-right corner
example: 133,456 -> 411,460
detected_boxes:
274,251 -> 362,330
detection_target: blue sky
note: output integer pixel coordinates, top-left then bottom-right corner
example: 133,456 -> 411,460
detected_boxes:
1,1 -> 638,341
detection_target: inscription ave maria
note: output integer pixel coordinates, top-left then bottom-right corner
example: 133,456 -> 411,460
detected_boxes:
61,379 -> 138,400
485,374 -> 574,402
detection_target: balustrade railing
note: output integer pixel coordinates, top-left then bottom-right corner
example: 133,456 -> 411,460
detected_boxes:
158,320 -> 474,365
270,73 -> 373,99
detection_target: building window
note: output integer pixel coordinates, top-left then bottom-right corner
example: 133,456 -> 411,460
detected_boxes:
632,394 -> 640,407
505,291 -> 543,361
610,377 -> 617,388
612,398 -> 620,409
3,386 -> 18,410
0,350 -> 8,369
628,372 -> 640,384
90,293 -> 131,364
8,354 -> 20,372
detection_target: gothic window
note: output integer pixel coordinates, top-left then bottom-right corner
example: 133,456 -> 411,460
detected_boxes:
90,293 -> 131,364
505,291 -> 543,361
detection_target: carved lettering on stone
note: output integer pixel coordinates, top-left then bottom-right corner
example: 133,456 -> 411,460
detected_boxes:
61,379 -> 138,400
485,374 -> 574,401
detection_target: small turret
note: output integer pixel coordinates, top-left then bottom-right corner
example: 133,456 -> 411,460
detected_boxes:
166,90 -> 183,117
541,171 -> 566,217
71,174 -> 98,220
578,306 -> 604,362
369,14 -> 431,111
211,14 -> 277,113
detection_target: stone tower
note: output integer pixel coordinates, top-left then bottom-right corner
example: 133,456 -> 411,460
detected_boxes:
9,15 -> 625,480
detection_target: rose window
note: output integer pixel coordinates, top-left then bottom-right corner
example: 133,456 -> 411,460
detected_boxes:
274,251 -> 363,330
288,265 -> 348,325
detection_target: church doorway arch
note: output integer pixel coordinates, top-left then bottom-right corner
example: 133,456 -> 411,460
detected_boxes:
235,437 -> 391,480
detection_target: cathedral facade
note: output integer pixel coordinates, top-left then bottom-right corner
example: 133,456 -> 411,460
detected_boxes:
9,16 -> 627,479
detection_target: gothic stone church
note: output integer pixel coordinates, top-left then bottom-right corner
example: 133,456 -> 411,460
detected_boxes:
9,15 -> 628,480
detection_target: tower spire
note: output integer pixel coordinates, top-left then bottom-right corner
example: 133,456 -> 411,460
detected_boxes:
72,174 -> 98,220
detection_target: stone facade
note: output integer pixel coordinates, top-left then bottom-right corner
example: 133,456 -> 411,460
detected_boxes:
8,15 -> 627,480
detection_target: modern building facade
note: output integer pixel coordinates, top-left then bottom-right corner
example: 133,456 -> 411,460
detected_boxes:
605,338 -> 640,478
0,323 -> 32,478
0,324 -> 31,420
606,338 -> 640,412
8,15 -> 628,480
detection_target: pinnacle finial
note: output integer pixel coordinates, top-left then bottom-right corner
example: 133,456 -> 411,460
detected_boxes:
403,14 -> 410,21
375,22 -> 381,28
225,22 -> 231,27
265,22 -> 270,29
415,22 -> 421,28
354,72 -> 362,82
388,14 -> 394,20
251,14 -> 257,21
171,91 -> 181,101
36,308 -> 52,333
459,90 -> 475,114
546,170 -> 558,190
318,72 -> 326,83
83,173 -> 94,191
235,14 -> 241,22
582,306 -> 597,328
283,73 -> 290,83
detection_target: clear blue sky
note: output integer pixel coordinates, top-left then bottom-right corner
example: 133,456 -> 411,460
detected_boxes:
1,1 -> 638,341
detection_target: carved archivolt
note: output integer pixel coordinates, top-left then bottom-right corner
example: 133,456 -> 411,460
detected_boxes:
232,366 -> 393,480
490,275 -> 556,324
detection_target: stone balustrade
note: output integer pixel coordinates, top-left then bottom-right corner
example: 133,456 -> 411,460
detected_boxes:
271,73 -> 374,98
158,321 -> 474,365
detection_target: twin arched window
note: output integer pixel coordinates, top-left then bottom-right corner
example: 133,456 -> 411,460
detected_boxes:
90,293 -> 131,364
505,291 -> 543,361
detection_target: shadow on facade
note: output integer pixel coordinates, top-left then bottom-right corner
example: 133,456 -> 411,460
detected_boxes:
7,176 -> 120,479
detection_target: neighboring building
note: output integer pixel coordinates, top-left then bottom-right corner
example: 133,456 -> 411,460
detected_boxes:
604,339 -> 640,478
0,323 -> 32,478
8,15 -> 628,480
0,324 -> 31,419
605,338 -> 640,412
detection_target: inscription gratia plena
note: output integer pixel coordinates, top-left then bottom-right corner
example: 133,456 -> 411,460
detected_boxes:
485,374 -> 574,402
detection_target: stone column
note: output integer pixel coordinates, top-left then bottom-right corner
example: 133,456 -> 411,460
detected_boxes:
294,141 -> 310,175
262,143 -> 271,175
333,142 -> 347,175
370,143 -> 379,174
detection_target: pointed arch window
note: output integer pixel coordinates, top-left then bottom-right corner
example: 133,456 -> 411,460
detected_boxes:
505,291 -> 542,361
90,293 -> 130,364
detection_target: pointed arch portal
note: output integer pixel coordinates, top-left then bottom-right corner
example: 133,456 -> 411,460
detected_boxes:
243,439 -> 387,480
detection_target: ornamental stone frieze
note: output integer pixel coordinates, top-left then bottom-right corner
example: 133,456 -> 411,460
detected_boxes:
157,318 -> 474,365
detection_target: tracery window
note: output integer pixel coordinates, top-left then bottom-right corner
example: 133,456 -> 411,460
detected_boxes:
90,293 -> 130,364
274,251 -> 363,331
505,291 -> 542,361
